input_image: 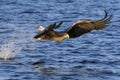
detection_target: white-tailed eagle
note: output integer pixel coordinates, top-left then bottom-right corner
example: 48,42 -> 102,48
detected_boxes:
34,10 -> 112,41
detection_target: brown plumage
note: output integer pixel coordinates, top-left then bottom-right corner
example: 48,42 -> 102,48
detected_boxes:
65,10 -> 112,38
34,21 -> 69,41
34,10 -> 112,41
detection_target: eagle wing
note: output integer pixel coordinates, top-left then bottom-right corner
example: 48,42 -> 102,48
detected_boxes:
34,21 -> 63,39
66,10 -> 113,38
47,21 -> 63,30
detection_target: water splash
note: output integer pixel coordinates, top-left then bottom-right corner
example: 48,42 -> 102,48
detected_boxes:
0,23 -> 22,60
0,23 -> 35,60
0,41 -> 22,60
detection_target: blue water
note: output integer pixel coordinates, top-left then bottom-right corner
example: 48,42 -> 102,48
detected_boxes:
0,0 -> 120,80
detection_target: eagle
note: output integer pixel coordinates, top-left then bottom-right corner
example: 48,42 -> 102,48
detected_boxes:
34,10 -> 112,41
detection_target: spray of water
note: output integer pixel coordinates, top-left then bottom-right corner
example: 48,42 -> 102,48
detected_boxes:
0,41 -> 22,60
0,24 -> 21,60
0,23 -> 35,60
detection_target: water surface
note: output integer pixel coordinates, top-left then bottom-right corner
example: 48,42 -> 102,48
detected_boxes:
0,0 -> 120,80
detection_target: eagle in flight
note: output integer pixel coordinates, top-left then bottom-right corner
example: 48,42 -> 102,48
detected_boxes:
34,10 -> 112,41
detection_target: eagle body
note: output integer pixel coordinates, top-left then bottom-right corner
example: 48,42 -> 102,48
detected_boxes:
34,10 -> 112,41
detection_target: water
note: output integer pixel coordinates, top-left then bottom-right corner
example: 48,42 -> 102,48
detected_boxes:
0,41 -> 21,60
0,0 -> 120,80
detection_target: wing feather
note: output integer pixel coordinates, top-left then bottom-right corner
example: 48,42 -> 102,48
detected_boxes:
66,11 -> 112,38
47,21 -> 63,30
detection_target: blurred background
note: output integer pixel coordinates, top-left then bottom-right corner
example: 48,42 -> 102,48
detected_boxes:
0,0 -> 119,80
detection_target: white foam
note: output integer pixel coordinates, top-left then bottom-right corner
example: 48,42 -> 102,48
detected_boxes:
0,41 -> 22,60
0,23 -> 35,60
0,23 -> 21,60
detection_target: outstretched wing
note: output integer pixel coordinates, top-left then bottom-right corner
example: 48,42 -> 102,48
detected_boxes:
47,21 -> 63,30
66,10 -> 113,38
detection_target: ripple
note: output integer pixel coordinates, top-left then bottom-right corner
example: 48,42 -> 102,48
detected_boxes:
0,0 -> 120,80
